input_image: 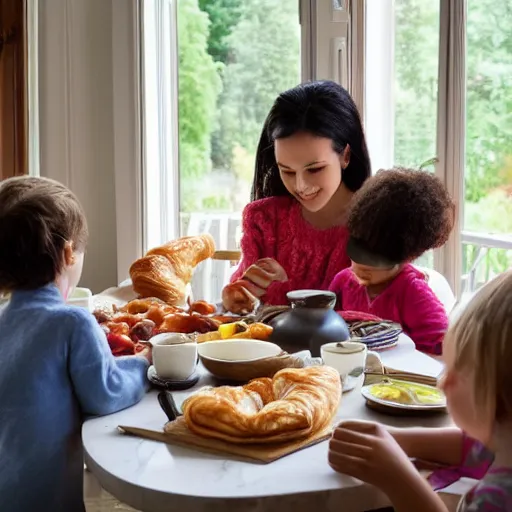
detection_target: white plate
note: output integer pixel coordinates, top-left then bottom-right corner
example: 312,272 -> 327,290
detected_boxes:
361,380 -> 446,411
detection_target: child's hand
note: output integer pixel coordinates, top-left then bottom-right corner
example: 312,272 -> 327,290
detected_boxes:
138,344 -> 153,365
328,420 -> 420,494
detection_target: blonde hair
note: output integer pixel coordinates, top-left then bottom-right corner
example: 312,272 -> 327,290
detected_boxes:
446,271 -> 512,422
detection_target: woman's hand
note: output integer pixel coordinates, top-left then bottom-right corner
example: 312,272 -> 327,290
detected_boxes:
242,258 -> 288,289
222,280 -> 261,315
222,258 -> 288,314
328,420 -> 421,494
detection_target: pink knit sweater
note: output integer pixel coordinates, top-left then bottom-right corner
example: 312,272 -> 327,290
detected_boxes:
328,264 -> 448,354
231,196 -> 351,305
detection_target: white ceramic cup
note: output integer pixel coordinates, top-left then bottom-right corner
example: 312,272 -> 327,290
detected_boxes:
151,332 -> 198,380
67,287 -> 93,312
321,341 -> 369,382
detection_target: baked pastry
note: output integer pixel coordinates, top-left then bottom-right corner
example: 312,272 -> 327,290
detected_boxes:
176,366 -> 341,444
222,258 -> 288,314
130,234 -> 215,305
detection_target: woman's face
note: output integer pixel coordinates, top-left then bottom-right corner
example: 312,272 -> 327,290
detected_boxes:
275,132 -> 348,212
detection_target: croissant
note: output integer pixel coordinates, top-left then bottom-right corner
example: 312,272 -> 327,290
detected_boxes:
176,366 -> 341,444
130,234 -> 215,305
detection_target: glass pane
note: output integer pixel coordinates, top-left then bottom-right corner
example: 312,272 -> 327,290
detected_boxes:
176,0 -> 301,302
176,0 -> 301,226
365,0 -> 440,172
462,0 -> 512,292
365,0 -> 441,268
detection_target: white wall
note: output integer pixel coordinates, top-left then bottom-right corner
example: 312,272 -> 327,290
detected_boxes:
38,0 -> 141,293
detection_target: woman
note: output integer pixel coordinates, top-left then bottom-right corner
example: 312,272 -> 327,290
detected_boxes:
222,80 -> 371,314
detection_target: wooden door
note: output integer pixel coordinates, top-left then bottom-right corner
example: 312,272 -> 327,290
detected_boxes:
0,0 -> 27,180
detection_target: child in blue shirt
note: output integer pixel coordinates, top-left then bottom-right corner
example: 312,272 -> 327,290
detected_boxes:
0,176 -> 151,512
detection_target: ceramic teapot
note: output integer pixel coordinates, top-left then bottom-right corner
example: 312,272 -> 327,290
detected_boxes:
268,290 -> 350,357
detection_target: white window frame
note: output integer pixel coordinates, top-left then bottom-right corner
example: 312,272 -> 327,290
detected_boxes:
111,0 -> 145,282
140,0 -> 180,252
27,0 -> 40,177
141,0 -> 310,250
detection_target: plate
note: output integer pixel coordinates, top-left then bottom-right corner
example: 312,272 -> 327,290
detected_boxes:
147,365 -> 200,390
361,378 -> 446,411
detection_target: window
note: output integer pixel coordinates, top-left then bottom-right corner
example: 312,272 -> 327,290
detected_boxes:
177,0 -> 301,225
461,0 -> 512,293
365,0 -> 440,172
364,0 -> 512,295
365,0 -> 441,269
173,0 -> 301,301
141,0 -> 512,301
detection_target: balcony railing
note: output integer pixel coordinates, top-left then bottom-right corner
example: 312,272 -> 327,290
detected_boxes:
461,231 -> 512,295
181,212 -> 512,303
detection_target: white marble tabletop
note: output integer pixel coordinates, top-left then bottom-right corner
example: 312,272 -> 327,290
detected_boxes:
83,336 -> 447,512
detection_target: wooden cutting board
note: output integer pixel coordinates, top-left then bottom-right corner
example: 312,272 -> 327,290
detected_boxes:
118,416 -> 332,463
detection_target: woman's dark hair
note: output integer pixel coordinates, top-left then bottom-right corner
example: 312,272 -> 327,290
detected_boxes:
347,168 -> 455,263
0,176 -> 88,292
251,80 -> 371,201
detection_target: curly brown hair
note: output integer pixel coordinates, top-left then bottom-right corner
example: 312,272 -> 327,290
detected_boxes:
0,176 -> 88,291
347,167 -> 455,263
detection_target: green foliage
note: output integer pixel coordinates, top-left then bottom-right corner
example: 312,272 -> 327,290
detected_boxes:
198,0 -> 243,64
394,0 -> 512,203
213,0 -> 301,170
178,0 -> 222,179
394,0 -> 440,168
464,0 -> 512,202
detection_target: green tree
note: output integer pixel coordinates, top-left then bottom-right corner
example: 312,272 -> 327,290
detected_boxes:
464,0 -> 512,202
198,0 -> 243,64
216,0 -> 301,169
178,0 -> 221,179
394,0 -> 440,168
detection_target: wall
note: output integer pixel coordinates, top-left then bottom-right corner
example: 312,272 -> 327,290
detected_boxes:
38,0 -> 120,293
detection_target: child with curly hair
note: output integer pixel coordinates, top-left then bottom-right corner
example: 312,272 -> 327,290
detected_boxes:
329,271 -> 512,511
0,176 -> 151,512
328,168 -> 455,355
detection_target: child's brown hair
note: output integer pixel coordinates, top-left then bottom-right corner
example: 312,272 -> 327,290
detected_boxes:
0,176 -> 88,291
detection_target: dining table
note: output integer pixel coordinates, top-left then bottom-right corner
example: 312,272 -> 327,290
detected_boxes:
82,334 -> 459,512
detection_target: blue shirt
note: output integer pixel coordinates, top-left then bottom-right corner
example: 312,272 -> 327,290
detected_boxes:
0,285 -> 149,511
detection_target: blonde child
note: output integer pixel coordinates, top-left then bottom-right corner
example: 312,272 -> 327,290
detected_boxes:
0,177 -> 151,512
328,270 -> 512,511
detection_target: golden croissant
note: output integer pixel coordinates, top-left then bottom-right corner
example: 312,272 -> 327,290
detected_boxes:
175,366 -> 341,444
130,234 -> 215,305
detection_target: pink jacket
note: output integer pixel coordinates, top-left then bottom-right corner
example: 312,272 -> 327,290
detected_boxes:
328,264 -> 448,354
232,196 -> 352,305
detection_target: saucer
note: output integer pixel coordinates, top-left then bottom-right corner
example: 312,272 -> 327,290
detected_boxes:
147,365 -> 199,390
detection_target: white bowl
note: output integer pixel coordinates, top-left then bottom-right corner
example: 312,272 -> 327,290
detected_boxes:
198,339 -> 281,362
198,339 -> 291,382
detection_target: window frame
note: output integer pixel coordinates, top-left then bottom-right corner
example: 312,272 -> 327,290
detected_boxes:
139,0 -> 511,298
